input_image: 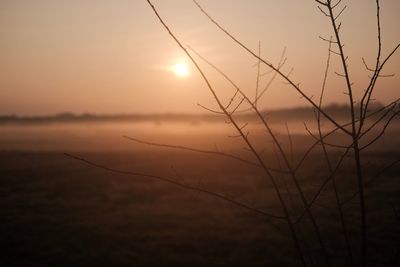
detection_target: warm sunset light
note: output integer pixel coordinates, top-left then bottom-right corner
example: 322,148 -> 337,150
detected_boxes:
1,1 -> 399,266
1,1 -> 398,114
172,62 -> 189,77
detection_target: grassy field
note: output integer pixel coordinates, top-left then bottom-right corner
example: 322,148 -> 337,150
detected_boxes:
1,121 -> 399,266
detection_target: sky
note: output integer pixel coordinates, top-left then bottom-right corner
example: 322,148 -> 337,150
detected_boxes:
0,0 -> 399,115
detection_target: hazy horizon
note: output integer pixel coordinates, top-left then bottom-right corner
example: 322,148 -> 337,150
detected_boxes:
1,101 -> 391,125
1,0 -> 399,116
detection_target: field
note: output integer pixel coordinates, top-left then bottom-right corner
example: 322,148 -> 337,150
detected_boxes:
1,120 -> 399,266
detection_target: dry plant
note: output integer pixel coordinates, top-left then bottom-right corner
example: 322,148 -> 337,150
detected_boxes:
66,0 -> 400,266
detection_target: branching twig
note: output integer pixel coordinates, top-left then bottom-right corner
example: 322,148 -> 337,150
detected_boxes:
341,159 -> 400,205
192,0 -> 352,136
123,135 -> 289,174
146,1 -> 306,264
64,153 -> 286,220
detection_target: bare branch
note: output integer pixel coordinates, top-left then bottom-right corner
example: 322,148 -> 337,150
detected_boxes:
317,5 -> 330,17
285,123 -> 294,165
294,99 -> 395,172
294,146 -> 351,224
362,57 -> 375,72
332,0 -> 343,9
123,135 -> 291,174
341,159 -> 400,206
230,96 -> 246,114
360,109 -> 400,150
188,38 -> 330,263
319,36 -> 337,43
192,0 -> 352,136
315,0 -> 328,6
334,5 -> 347,21
64,153 -> 286,220
359,102 -> 397,139
145,3 -> 305,262
225,88 -> 240,109
254,41 -> 261,108
197,103 -> 224,114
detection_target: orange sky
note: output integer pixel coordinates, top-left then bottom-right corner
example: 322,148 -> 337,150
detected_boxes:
1,0 -> 399,115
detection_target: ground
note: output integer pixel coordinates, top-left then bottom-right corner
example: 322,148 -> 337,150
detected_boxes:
1,121 -> 399,266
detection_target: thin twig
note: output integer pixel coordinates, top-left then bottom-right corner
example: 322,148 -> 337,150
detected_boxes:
192,0 -> 352,136
64,153 -> 285,220
123,135 -> 290,174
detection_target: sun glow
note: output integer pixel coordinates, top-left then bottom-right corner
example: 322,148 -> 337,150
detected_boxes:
173,62 -> 189,77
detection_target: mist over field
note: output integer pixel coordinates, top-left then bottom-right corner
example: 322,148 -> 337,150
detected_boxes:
1,0 -> 400,266
1,107 -> 399,266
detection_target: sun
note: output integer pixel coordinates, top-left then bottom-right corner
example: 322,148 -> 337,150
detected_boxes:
172,62 -> 189,77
